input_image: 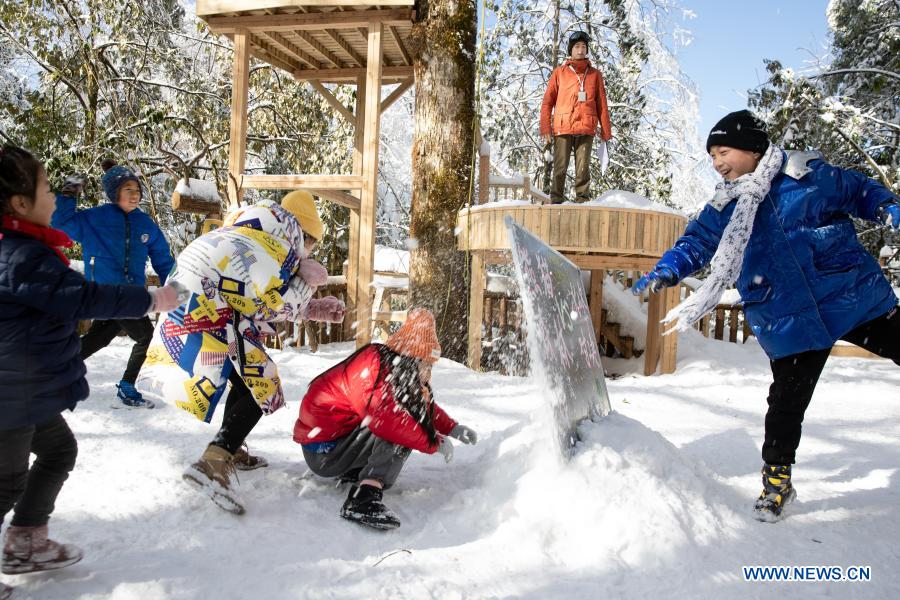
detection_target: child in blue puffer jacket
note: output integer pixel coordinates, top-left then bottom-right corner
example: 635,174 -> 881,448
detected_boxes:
0,146 -> 185,593
52,159 -> 175,408
632,110 -> 900,523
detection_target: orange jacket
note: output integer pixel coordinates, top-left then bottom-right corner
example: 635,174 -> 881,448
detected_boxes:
540,59 -> 612,140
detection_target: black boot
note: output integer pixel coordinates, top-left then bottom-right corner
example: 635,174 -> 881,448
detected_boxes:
341,484 -> 401,530
753,463 -> 797,522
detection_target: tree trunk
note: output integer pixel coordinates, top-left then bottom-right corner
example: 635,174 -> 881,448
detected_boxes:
408,0 -> 477,363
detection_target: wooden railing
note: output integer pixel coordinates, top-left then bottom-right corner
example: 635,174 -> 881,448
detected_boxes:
477,134 -> 550,205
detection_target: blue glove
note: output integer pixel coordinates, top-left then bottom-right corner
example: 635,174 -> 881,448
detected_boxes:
631,266 -> 678,295
877,202 -> 900,231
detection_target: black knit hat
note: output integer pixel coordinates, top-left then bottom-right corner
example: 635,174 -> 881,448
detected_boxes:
706,110 -> 769,154
567,31 -> 590,57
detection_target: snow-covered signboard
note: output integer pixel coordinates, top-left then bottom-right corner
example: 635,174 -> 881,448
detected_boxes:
505,217 -> 611,456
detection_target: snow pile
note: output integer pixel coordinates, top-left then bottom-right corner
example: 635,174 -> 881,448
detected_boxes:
580,189 -> 685,216
175,178 -> 221,202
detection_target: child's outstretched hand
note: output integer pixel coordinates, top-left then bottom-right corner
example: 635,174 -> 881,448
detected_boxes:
449,424 -> 478,445
59,173 -> 87,197
305,296 -> 345,323
299,258 -> 329,287
878,202 -> 900,231
631,266 -> 678,295
148,281 -> 190,314
437,436 -> 453,463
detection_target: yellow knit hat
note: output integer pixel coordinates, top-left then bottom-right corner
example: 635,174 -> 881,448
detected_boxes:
281,190 -> 324,241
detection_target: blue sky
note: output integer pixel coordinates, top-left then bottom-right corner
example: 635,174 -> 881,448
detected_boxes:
675,0 -> 831,136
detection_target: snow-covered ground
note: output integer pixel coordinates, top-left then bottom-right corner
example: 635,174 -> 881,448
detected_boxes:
4,330 -> 898,599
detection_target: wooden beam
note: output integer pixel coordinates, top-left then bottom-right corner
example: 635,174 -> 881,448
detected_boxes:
205,9 -> 414,34
323,28 -> 365,67
355,22 -> 383,348
240,174 -> 364,190
309,80 -> 355,124
257,31 -> 321,70
197,0 -> 414,17
227,30 -> 250,209
467,253 -> 486,370
380,77 -> 413,113
293,65 -> 413,82
660,285 -> 680,374
388,25 -> 412,65
293,30 -> 343,69
310,189 -> 360,211
344,75 -> 365,341
644,290 -> 663,375
565,254 -> 660,272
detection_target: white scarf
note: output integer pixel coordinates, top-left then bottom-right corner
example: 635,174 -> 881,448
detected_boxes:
663,144 -> 784,332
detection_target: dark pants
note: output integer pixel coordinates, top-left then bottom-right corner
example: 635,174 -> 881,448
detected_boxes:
551,134 -> 594,203
0,415 -> 78,528
80,316 -> 154,383
210,370 -> 263,455
762,306 -> 900,465
303,426 -> 411,489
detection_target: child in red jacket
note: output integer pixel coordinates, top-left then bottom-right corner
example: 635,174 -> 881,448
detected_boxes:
293,308 -> 477,530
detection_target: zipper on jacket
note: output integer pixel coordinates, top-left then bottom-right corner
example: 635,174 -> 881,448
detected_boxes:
123,213 -> 131,282
90,256 -> 95,280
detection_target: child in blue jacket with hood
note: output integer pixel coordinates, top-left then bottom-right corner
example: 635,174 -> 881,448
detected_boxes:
52,159 -> 175,408
0,146 -> 184,595
632,110 -> 900,522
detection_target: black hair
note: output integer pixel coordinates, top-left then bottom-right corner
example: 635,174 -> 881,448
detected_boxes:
374,344 -> 438,446
307,342 -> 438,446
0,145 -> 43,215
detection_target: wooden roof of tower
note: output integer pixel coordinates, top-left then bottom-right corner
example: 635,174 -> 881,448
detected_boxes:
197,1 -> 418,350
196,1 -> 416,83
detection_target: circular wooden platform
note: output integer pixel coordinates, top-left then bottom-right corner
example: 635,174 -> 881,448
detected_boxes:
456,204 -> 686,258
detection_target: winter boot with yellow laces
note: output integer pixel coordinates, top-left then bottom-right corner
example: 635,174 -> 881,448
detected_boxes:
753,463 -> 797,522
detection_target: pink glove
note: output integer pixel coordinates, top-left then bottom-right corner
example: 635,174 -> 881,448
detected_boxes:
148,282 -> 190,314
298,259 -> 328,287
304,296 -> 345,323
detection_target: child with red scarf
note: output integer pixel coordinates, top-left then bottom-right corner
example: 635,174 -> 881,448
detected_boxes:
294,309 -> 478,530
0,146 -> 184,594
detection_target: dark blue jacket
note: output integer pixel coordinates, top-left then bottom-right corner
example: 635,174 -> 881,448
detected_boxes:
658,151 -> 897,359
0,228 -> 152,430
51,195 -> 174,286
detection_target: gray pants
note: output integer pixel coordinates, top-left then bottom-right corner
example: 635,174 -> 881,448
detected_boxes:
302,426 -> 411,489
551,134 -> 594,203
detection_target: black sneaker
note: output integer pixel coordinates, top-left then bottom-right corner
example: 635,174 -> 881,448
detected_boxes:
336,468 -> 362,486
753,463 -> 797,522
340,484 -> 401,530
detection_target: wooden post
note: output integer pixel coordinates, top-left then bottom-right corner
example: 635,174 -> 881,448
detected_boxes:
729,307 -> 739,343
227,30 -> 250,209
483,295 -> 494,338
354,22 -> 383,347
344,75 -> 365,340
467,252 -> 486,370
588,269 -> 604,346
660,285 -> 680,374
644,290 -> 662,375
479,151 -> 490,204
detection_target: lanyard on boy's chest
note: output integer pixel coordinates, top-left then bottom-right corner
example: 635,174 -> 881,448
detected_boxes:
567,65 -> 588,102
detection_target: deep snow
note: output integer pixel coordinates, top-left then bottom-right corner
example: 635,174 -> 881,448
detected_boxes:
3,329 -> 898,599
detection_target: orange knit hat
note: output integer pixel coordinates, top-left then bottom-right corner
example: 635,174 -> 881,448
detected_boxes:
385,308 -> 442,363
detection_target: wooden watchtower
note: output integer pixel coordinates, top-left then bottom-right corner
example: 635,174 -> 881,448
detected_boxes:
196,0 -> 416,346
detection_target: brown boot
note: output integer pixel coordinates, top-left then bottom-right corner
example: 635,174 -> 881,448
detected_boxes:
2,524 -> 83,575
182,444 -> 245,515
232,443 -> 269,471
